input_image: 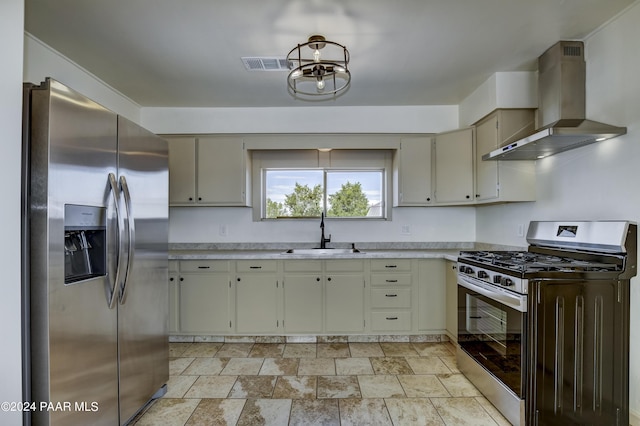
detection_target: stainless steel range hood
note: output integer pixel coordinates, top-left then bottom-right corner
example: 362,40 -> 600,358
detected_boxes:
483,41 -> 626,161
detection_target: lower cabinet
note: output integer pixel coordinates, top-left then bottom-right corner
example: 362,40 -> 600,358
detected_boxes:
283,273 -> 323,333
175,260 -> 232,334
417,259 -> 446,332
180,273 -> 231,334
325,260 -> 365,333
445,260 -> 458,341
169,257 -> 451,336
235,260 -> 279,333
168,262 -> 179,334
370,259 -> 413,332
325,274 -> 365,333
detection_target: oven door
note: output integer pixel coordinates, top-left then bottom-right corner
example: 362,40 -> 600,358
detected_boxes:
458,275 -> 527,398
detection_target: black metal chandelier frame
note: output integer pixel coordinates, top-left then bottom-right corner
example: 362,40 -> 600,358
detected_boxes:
286,35 -> 351,97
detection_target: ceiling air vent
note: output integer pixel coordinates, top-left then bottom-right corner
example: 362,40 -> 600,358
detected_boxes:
241,57 -> 290,71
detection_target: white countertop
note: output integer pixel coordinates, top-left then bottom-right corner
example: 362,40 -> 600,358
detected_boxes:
169,249 -> 460,262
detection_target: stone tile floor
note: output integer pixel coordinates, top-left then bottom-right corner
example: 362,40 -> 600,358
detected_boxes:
131,341 -> 511,425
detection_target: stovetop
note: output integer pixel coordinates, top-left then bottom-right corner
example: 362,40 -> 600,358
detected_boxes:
459,250 -> 623,275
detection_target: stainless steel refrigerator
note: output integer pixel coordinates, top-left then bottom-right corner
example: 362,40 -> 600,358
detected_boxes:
22,78 -> 169,425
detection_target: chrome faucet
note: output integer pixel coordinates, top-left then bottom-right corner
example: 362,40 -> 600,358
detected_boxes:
320,212 -> 331,249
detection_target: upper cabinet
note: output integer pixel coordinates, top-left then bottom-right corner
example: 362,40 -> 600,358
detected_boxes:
197,137 -> 251,206
433,128 -> 474,205
393,137 -> 433,206
474,109 -> 536,203
165,136 -> 251,207
167,137 -> 197,204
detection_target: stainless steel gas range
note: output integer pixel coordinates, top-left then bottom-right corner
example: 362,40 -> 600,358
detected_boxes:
456,221 -> 636,426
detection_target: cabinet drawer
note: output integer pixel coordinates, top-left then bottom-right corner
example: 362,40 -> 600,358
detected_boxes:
371,311 -> 412,331
169,260 -> 179,272
180,260 -> 230,272
371,288 -> 411,308
325,259 -> 364,272
370,273 -> 412,286
236,260 -> 277,273
371,259 -> 411,272
284,260 -> 322,273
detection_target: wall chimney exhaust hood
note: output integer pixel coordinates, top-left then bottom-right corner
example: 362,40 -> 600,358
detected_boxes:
483,41 -> 626,161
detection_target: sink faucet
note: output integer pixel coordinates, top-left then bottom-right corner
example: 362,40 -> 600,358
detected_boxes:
320,212 -> 331,249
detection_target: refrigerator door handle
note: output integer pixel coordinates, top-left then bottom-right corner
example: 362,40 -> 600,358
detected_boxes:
119,175 -> 135,304
108,173 -> 124,309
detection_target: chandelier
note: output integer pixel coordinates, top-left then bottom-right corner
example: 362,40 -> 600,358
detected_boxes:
286,35 -> 351,97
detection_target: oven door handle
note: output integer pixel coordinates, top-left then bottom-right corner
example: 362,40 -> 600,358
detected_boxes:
458,278 -> 527,312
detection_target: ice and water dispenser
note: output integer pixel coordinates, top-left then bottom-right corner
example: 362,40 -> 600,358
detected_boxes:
64,204 -> 107,284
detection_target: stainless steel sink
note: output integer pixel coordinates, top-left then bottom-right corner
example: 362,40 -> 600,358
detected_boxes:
282,248 -> 363,255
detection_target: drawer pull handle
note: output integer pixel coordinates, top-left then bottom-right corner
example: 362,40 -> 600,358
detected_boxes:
249,266 -> 262,269
386,279 -> 398,283
197,266 -> 211,269
385,294 -> 398,297
385,265 -> 397,268
386,317 -> 398,320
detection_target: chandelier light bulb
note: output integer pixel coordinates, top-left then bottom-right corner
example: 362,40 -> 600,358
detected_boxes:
316,78 -> 325,92
313,49 -> 321,62
290,69 -> 303,79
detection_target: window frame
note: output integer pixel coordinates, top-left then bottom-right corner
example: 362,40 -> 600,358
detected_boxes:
252,149 -> 392,221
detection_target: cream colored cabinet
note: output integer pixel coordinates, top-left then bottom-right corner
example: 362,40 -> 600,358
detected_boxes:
165,135 -> 251,206
178,260 -> 232,334
417,259 -> 446,332
234,260 -> 279,333
167,137 -> 197,205
445,260 -> 458,342
370,259 -> 413,332
433,128 -> 474,205
474,109 -> 536,203
197,136 -> 251,206
168,261 -> 180,334
393,137 -> 434,206
283,260 -> 323,333
324,260 -> 365,333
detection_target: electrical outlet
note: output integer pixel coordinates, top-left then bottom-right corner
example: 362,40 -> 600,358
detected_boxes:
517,224 -> 525,237
219,225 -> 228,236
401,225 -> 411,235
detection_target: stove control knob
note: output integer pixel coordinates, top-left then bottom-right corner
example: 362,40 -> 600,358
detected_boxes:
477,271 -> 489,279
493,275 -> 502,284
501,277 -> 514,287
459,266 -> 472,274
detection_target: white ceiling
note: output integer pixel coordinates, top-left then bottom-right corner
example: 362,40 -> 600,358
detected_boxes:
25,0 -> 635,108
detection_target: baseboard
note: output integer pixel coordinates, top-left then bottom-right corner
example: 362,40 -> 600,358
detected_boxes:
630,408 -> 640,426
169,333 -> 448,343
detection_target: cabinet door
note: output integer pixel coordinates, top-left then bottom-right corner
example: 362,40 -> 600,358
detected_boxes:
283,274 -> 323,333
434,128 -> 474,204
168,272 -> 179,334
475,109 -> 536,203
179,274 -> 230,334
475,114 -> 500,201
417,259 -> 446,331
393,137 -> 433,206
325,274 -> 365,333
167,137 -> 196,205
197,136 -> 250,206
445,261 -> 458,341
235,274 -> 279,333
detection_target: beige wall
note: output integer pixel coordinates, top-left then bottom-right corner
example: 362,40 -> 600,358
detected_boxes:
0,1 -> 25,424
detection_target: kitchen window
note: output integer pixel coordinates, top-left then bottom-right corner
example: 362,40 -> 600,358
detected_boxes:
252,149 -> 391,220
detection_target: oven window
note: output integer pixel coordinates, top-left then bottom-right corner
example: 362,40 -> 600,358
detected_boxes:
458,285 -> 526,398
